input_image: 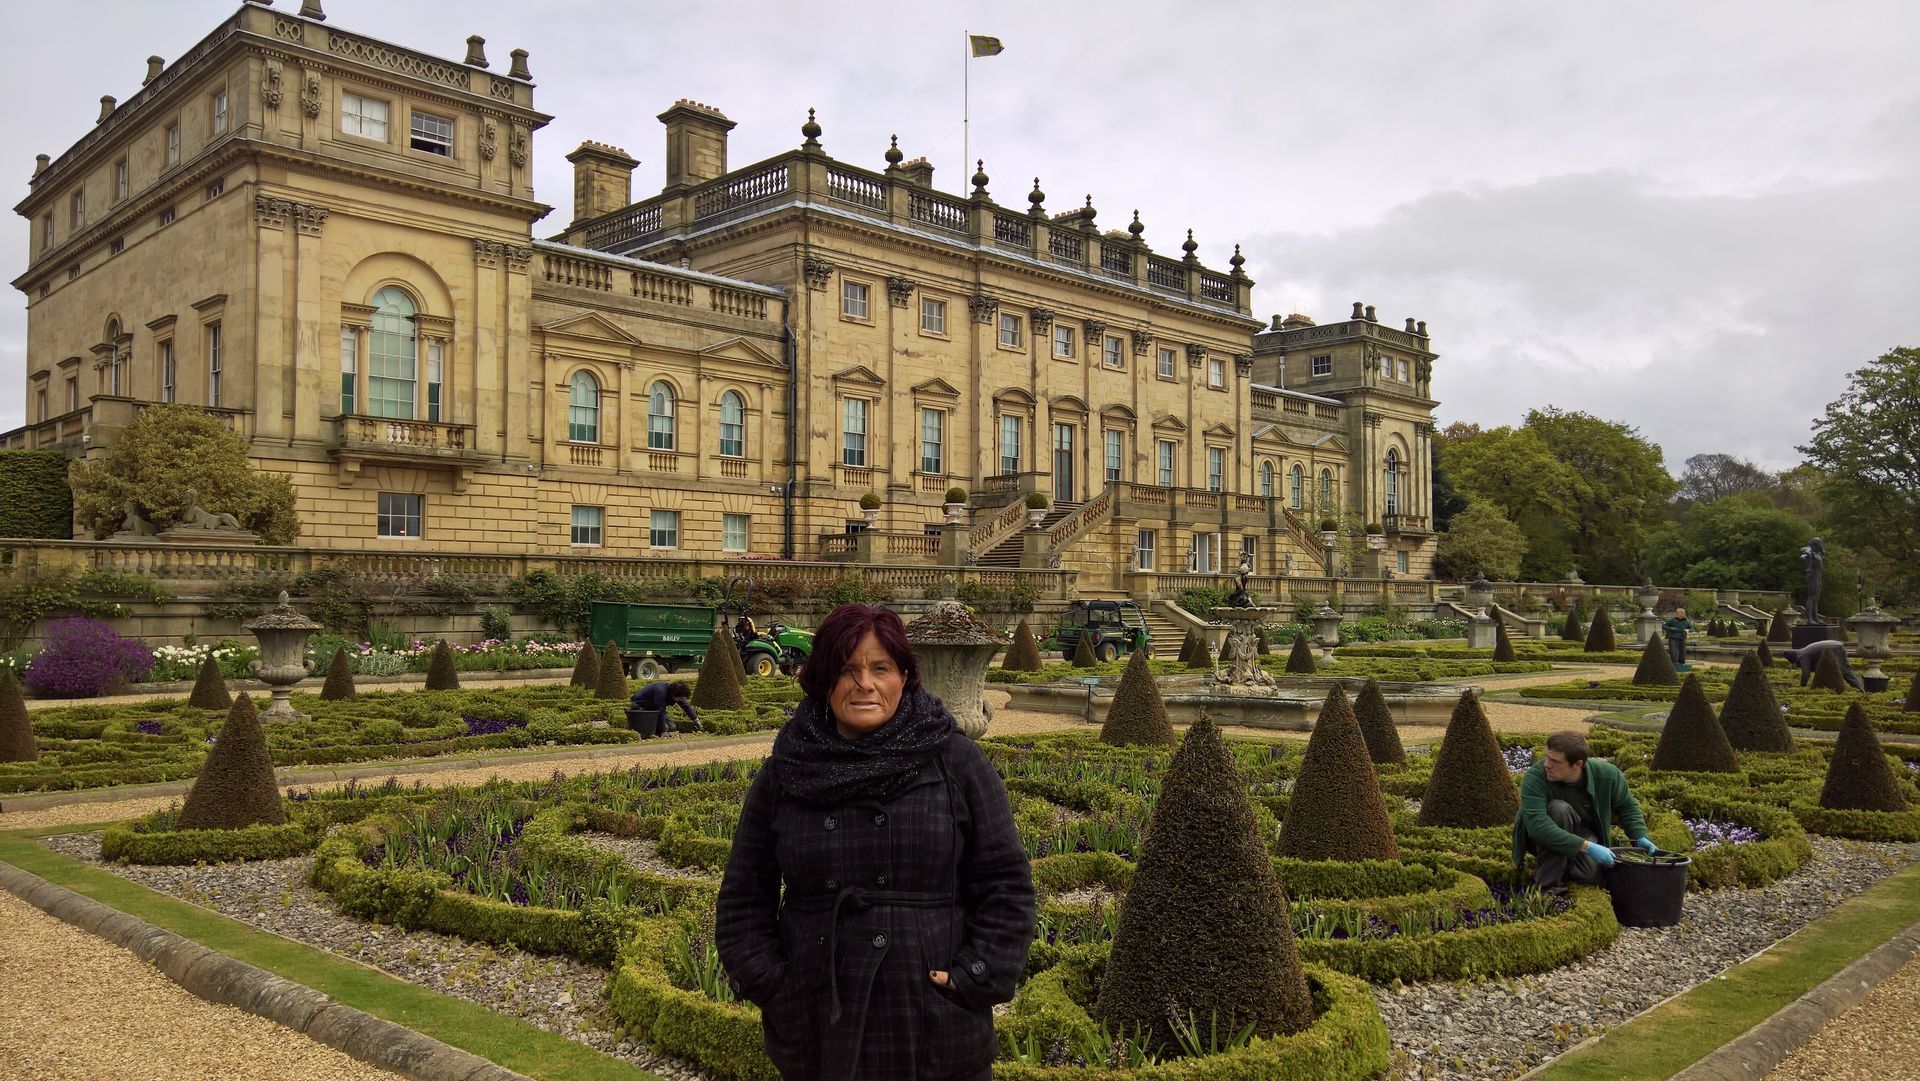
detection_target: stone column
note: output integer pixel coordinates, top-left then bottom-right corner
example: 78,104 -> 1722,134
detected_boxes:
471,239 -> 504,457
503,245 -> 533,461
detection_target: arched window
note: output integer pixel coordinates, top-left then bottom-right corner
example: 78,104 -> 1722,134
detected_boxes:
718,391 -> 745,457
1384,448 -> 1401,515
647,381 -> 676,450
567,371 -> 600,443
368,287 -> 418,419
1259,461 -> 1274,498
1289,464 -> 1304,509
1319,468 -> 1332,509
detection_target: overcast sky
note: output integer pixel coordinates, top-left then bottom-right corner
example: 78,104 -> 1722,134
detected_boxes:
1,1 -> 1913,473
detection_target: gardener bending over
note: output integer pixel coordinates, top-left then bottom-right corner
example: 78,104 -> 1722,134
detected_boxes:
630,680 -> 700,733
1782,640 -> 1864,691
1512,731 -> 1655,890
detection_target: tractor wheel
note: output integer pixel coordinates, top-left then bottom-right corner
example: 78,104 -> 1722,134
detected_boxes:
748,652 -> 780,678
1095,641 -> 1119,664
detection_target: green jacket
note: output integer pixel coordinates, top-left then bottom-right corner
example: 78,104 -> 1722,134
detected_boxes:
1662,616 -> 1694,644
1511,757 -> 1648,867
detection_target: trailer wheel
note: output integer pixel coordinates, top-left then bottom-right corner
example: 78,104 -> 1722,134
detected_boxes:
635,658 -> 664,681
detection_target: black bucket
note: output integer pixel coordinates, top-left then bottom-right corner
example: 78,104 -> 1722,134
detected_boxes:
625,708 -> 663,740
1606,848 -> 1691,927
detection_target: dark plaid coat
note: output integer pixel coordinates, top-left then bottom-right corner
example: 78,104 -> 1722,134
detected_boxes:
716,734 -> 1035,1081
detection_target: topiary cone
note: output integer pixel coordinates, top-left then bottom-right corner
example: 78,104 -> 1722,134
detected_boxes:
1810,648 -> 1850,693
1186,636 -> 1213,670
187,654 -> 232,711
1354,678 -> 1406,765
1255,631 -> 1271,656
1099,646 -> 1175,747
1767,610 -> 1792,643
568,641 -> 600,688
1819,702 -> 1910,812
177,695 -> 286,830
1583,605 -> 1616,653
1279,686 -> 1398,861
1072,631 -> 1099,669
1904,673 -> 1920,713
1560,598 -> 1587,642
319,647 -> 357,702
595,641 -> 627,701
1720,652 -> 1793,751
1002,618 -> 1043,672
1094,712 -> 1314,1051
1175,629 -> 1199,666
0,668 -> 37,763
424,641 -> 460,691
1651,673 -> 1739,773
691,627 -> 747,710
1756,638 -> 1775,668
1632,632 -> 1679,686
1418,691 -> 1518,827
1493,620 -> 1517,662
1285,630 -> 1317,674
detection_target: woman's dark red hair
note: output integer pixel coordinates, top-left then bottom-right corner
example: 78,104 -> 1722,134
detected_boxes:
799,604 -> 919,701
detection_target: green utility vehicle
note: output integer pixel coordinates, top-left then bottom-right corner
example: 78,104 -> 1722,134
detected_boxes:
588,601 -> 814,680
1046,599 -> 1152,662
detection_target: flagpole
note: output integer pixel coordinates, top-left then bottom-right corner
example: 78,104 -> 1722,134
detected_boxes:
962,30 -> 970,184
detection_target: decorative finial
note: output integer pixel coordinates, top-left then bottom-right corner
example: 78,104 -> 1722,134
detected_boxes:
1127,210 -> 1144,238
465,35 -> 488,68
508,48 -> 531,79
1028,177 -> 1046,213
1080,194 -> 1097,229
276,590 -> 292,608
299,0 -> 327,19
884,134 -> 903,166
801,107 -> 823,150
971,158 -> 989,196
1405,317 -> 1417,333
1181,228 -> 1198,258
1364,304 -> 1377,322
1229,244 -> 1246,276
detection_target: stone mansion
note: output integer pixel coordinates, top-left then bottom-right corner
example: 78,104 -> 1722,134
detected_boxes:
5,0 -> 1441,593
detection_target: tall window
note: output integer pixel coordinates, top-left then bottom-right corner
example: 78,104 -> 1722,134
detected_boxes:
70,190 -> 84,230
1290,464 -> 1304,509
919,408 -> 944,474
841,280 -> 869,319
1104,430 -> 1124,483
1208,357 -> 1225,388
212,90 -> 228,135
409,110 -> 454,156
66,377 -> 78,412
649,509 -> 680,548
998,415 -> 1021,475
570,505 -> 603,546
842,398 -> 868,466
567,371 -> 600,442
1103,336 -> 1125,369
165,124 -> 180,167
1384,448 -> 1400,515
40,212 -> 52,253
341,93 -> 389,140
920,296 -> 946,334
377,493 -> 423,538
424,339 -> 443,422
367,287 -> 416,418
1397,551 -> 1409,574
1136,529 -> 1156,571
205,322 -> 223,407
1207,447 -> 1224,492
1157,440 -> 1176,487
159,340 -> 175,403
723,513 -> 749,553
1240,535 -> 1257,572
1053,325 -> 1075,358
1157,346 -> 1177,378
339,328 -> 355,414
647,381 -> 677,450
36,389 -> 47,422
114,160 -> 128,202
998,312 -> 1022,348
718,391 -> 746,457
1260,461 -> 1274,498
1319,468 -> 1333,507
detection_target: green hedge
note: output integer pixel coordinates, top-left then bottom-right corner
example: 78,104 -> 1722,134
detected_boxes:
607,916 -> 779,1081
1276,859 -> 1493,925
0,450 -> 72,538
1791,802 -> 1920,842
1297,884 -> 1619,983
1032,851 -> 1136,896
1639,782 -> 1815,890
99,818 -> 317,864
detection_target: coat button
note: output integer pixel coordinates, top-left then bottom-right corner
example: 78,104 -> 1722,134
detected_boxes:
875,874 -> 889,886
825,878 -> 838,890
872,933 -> 887,949
969,960 -> 986,976
873,812 -> 888,826
823,815 -> 837,831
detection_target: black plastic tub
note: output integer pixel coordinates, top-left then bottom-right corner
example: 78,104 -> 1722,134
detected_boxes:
625,708 -> 663,739
1606,848 -> 1691,927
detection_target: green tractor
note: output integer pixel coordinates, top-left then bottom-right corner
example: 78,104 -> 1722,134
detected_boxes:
722,577 -> 813,677
1046,599 -> 1152,663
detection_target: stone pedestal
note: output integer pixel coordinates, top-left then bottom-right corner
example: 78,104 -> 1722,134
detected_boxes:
1466,612 -> 1498,650
152,528 -> 262,546
1846,604 -> 1900,693
1635,612 -> 1662,645
1791,623 -> 1838,649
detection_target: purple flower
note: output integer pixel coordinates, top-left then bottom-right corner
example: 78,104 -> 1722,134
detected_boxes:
463,714 -> 529,737
134,719 -> 165,735
1503,746 -> 1536,773
1685,816 -> 1760,849
22,618 -> 154,698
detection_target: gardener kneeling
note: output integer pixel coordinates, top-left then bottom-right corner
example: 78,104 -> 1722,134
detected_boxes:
1512,731 -> 1655,890
630,679 -> 700,734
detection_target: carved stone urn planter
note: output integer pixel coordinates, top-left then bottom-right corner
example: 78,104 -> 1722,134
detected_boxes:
904,601 -> 1007,740
244,592 -> 321,723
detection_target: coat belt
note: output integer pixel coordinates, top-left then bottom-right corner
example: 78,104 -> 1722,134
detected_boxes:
785,887 -> 958,1023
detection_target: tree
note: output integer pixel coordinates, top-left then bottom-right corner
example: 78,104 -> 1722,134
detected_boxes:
1720,652 -> 1792,751
1819,702 -> 1909,812
1631,633 -> 1678,686
1278,686 -> 1398,861
425,641 -> 460,691
1099,646 -> 1174,747
1437,425 -> 1580,581
1676,453 -> 1776,506
1646,495 -> 1821,596
1584,605 -> 1617,653
595,641 -> 627,701
1523,408 -> 1678,584
1493,620 -> 1518,662
1002,619 -> 1043,671
177,695 -> 286,830
188,655 -> 232,710
568,642 -> 600,688
68,404 -> 300,543
0,668 -> 36,762
1433,502 -> 1529,582
1285,630 -> 1316,674
1072,631 -> 1099,668
1801,347 -> 1920,603
1353,679 -> 1406,765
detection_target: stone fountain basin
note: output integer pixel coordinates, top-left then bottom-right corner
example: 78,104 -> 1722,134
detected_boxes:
1004,676 -> 1472,731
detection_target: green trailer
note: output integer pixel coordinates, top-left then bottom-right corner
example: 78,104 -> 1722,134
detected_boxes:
587,601 -> 814,680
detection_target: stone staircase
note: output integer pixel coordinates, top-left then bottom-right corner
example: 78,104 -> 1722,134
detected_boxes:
1139,609 -> 1187,657
975,503 -> 1078,567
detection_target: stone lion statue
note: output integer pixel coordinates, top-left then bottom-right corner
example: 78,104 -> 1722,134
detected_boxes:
176,488 -> 245,531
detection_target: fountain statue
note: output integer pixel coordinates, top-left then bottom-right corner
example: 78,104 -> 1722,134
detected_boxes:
1210,555 -> 1278,691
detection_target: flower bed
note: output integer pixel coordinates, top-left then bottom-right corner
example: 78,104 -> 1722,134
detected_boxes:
1295,885 -> 1618,983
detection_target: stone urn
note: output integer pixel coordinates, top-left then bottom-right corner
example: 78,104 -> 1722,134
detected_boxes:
1463,579 -> 1495,615
1311,604 -> 1343,648
243,591 -> 321,723
904,601 -> 1007,740
944,502 -> 967,525
1846,602 -> 1901,692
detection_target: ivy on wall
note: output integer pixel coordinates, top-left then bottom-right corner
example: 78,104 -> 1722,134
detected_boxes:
0,451 -> 73,539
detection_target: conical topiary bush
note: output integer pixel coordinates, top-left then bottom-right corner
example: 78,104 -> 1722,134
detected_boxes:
595,641 -> 627,701
0,668 -> 36,763
1493,620 -> 1517,662
1904,673 -> 1920,713
1256,630 -> 1271,656
1810,648 -> 1849,693
1094,713 -> 1314,1051
1756,638 -> 1775,668
1279,686 -> 1398,861
1417,691 -> 1518,828
1720,652 -> 1793,751
1072,631 -> 1099,668
187,654 -> 232,711
1175,629 -> 1199,666
568,642 -> 600,688
177,695 -> 285,831
1002,618 -> 1043,671
691,627 -> 747,710
425,640 -> 460,691
1583,605 -> 1616,653
1651,674 -> 1739,773
1186,637 -> 1213,671
1767,610 -> 1791,643
1285,630 -> 1317,674
1632,632 -> 1679,686
1353,678 -> 1406,766
1819,702 -> 1910,812
1560,598 -> 1587,642
319,647 -> 357,702
1099,646 -> 1175,747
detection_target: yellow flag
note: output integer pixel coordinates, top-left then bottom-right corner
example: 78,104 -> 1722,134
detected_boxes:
969,35 -> 1005,57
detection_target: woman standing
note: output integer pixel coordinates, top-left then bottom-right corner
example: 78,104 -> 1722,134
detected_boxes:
717,604 -> 1034,1081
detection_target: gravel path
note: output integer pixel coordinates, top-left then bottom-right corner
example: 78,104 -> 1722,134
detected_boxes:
1766,950 -> 1920,1080
0,888 -> 400,1080
1375,838 -> 1920,1080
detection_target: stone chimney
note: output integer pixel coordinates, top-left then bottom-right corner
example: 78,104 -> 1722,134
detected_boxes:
34,154 -> 50,177
144,57 -> 164,85
657,100 -> 735,192
898,157 -> 935,189
98,96 -> 116,124
565,141 -> 639,227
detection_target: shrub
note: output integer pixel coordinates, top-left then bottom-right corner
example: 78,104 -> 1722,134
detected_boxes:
319,647 -> 357,702
101,813 -> 315,864
1297,884 -> 1619,983
1353,679 -> 1405,766
1002,619 -> 1043,672
0,450 -> 72,539
1756,638 -> 1775,668
1493,621 -> 1517,663
1098,648 -> 1174,748
1256,631 -> 1271,656
1810,648 -> 1849,693
177,695 -> 286,830
1720,652 -> 1792,751
690,629 -> 746,711
1094,713 -> 1314,1051
1418,691 -> 1518,828
1906,673 -> 1920,713
596,641 -> 627,701
1185,636 -> 1212,671
1767,610 -> 1791,643
23,618 -> 153,698
1279,686 -> 1397,861
1071,631 -> 1099,669
68,404 -> 300,543
569,641 -> 600,688
424,641 -> 460,691
1819,702 -> 1910,812
858,491 -> 883,511
1632,632 -> 1679,686
1024,491 -> 1050,510
0,668 -> 35,762
1559,598 -> 1586,642
944,486 -> 968,504
1175,630 -> 1198,665
479,606 -> 513,641
1286,630 -> 1317,674
1583,606 -> 1616,653
187,654 -> 232,710
1651,674 -> 1739,773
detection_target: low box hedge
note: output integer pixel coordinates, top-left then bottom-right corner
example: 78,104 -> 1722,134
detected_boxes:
1791,802 -> 1920,842
99,816 -> 318,864
1296,884 -> 1618,983
1639,781 -> 1815,889
1276,859 -> 1493,925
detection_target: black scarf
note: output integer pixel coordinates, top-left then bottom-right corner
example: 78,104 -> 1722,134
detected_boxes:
770,686 -> 954,806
